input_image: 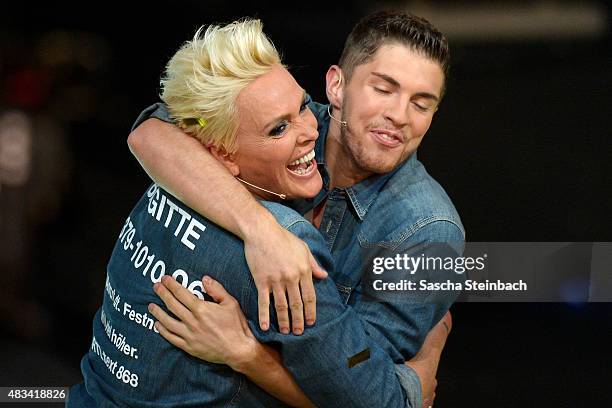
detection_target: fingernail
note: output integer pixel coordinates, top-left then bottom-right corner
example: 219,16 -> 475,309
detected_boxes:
148,303 -> 154,312
281,327 -> 289,334
203,275 -> 212,286
153,283 -> 159,292
261,322 -> 269,331
306,320 -> 314,326
293,328 -> 303,336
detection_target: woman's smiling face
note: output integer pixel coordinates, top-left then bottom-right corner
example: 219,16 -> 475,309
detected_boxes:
226,64 -> 322,201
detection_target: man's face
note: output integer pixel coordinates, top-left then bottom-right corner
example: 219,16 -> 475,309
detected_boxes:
339,44 -> 444,175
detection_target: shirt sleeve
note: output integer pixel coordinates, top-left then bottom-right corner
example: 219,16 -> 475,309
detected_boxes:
248,219 -> 417,408
395,364 -> 423,408
352,220 -> 465,360
130,103 -> 175,132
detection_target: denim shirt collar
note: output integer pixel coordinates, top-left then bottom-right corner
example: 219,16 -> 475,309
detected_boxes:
313,103 -> 416,221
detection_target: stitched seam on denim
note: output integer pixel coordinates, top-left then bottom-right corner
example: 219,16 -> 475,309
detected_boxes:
325,200 -> 347,251
358,216 -> 464,250
227,372 -> 244,406
346,188 -> 365,220
394,217 -> 465,249
356,216 -> 444,249
284,218 -> 311,231
404,216 -> 464,239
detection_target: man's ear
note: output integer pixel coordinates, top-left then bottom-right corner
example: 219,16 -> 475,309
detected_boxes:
325,65 -> 344,109
209,146 -> 240,176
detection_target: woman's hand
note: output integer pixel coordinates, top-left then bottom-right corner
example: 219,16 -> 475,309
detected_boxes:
148,275 -> 257,369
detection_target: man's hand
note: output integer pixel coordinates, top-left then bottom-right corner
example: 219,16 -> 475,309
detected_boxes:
405,311 -> 452,407
244,216 -> 328,335
148,275 -> 257,367
406,356 -> 438,408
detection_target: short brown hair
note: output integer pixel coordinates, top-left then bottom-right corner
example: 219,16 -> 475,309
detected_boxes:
339,11 -> 450,82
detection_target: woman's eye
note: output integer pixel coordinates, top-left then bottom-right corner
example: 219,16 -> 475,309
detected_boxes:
300,95 -> 312,113
269,122 -> 288,137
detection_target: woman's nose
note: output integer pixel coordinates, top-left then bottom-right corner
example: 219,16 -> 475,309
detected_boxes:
297,110 -> 318,143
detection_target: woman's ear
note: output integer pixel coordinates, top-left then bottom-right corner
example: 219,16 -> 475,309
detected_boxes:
209,146 -> 240,176
325,65 -> 344,109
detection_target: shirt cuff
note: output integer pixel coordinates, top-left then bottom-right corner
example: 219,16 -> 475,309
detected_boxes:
395,363 -> 423,408
130,103 -> 175,132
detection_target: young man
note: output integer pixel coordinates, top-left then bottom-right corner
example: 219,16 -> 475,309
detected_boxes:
129,10 -> 463,405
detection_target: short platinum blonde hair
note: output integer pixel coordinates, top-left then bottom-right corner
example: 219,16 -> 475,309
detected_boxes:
160,19 -> 281,153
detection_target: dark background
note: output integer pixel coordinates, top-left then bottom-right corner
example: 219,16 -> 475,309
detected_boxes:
1,1 -> 611,407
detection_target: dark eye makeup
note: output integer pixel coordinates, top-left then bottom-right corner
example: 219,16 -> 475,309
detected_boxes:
269,94 -> 311,137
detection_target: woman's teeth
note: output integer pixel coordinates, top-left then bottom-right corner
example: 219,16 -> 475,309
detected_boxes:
288,150 -> 315,166
287,150 -> 316,175
292,162 -> 313,175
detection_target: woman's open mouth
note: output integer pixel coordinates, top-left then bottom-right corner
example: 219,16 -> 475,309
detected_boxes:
287,149 -> 316,176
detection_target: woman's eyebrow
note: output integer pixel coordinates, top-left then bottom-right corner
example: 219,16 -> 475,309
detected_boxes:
264,113 -> 289,132
263,90 -> 307,131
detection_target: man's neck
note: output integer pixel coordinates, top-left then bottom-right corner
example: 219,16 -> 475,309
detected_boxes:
325,121 -> 372,189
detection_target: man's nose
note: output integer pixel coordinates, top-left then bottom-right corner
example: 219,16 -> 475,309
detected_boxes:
384,98 -> 410,128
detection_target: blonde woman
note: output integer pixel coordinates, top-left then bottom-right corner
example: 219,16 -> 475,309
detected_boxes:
69,19 -> 445,408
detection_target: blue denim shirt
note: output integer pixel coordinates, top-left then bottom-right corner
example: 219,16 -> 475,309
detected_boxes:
76,100 -> 468,406
69,184 -> 421,407
288,100 -> 466,361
